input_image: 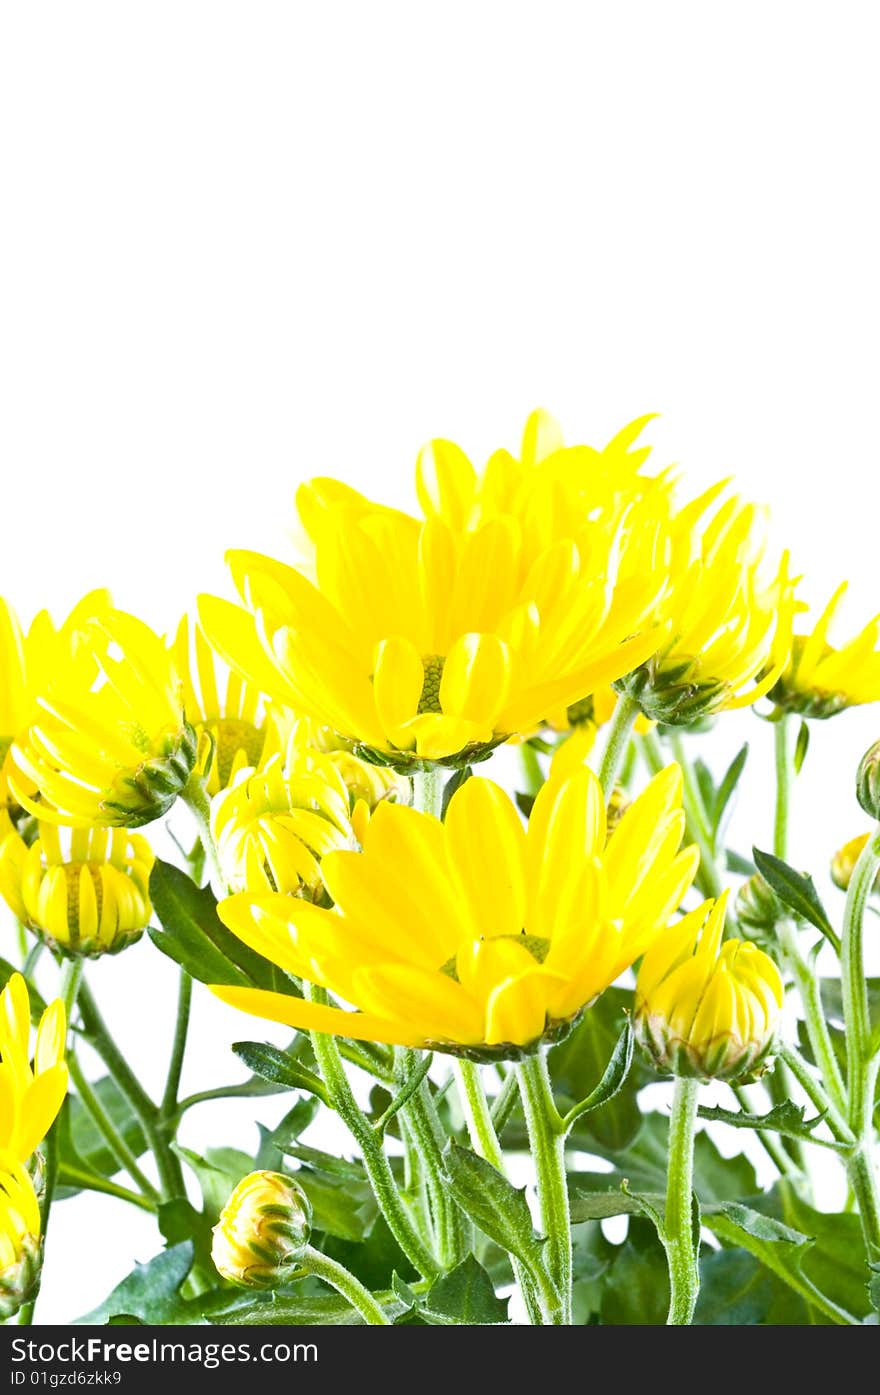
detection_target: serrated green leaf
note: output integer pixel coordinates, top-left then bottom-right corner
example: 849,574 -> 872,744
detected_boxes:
697,1101 -> 833,1147
752,848 -> 840,951
75,1243 -> 195,1324
695,1248 -> 809,1325
712,743 -> 749,842
232,1041 -> 330,1104
149,858 -> 292,991
442,1142 -> 544,1269
422,1256 -> 509,1324
598,1217 -> 670,1325
715,1201 -> 809,1245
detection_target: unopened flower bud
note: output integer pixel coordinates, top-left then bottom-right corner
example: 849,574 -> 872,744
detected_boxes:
634,893 -> 783,1081
735,872 -> 786,939
212,1171 -> 311,1289
857,741 -> 880,822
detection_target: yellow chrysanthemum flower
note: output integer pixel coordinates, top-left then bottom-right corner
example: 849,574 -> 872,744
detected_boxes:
0,1154 -> 42,1320
0,824 -> 153,958
212,1170 -> 311,1290
633,894 -> 783,1080
767,582 -> 880,719
0,973 -> 67,1163
174,617 -> 287,795
212,751 -> 361,897
200,474 -> 666,771
617,490 -> 797,724
210,765 -> 699,1061
0,591 -> 112,814
8,610 -> 198,828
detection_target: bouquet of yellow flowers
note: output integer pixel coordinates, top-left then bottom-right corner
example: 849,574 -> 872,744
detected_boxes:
2,409 -> 879,1327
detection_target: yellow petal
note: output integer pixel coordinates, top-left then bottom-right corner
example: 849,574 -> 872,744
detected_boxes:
372,636 -> 425,742
439,633 -> 511,726
415,439 -> 477,529
444,778 -> 526,939
210,984 -> 424,1048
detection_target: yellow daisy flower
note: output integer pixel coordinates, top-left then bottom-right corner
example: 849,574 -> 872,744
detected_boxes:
211,1170 -> 311,1289
8,610 -> 198,828
0,973 -> 68,1164
210,765 -> 699,1061
634,893 -> 783,1080
768,582 -> 880,718
0,1155 -> 42,1320
617,489 -> 797,724
286,718 -> 409,814
0,824 -> 153,958
200,480 -> 665,771
174,616 -> 286,795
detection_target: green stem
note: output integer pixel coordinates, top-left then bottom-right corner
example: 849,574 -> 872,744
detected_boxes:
305,987 -> 439,1278
300,1245 -> 391,1325
55,1163 -> 156,1211
68,1052 -> 159,1201
840,826 -> 880,1260
395,1049 -> 466,1268
161,970 -> 193,1119
667,732 -> 723,899
773,714 -> 792,859
597,693 -> 639,800
412,766 -> 444,818
182,772 -> 226,891
779,924 -> 848,1120
663,1076 -> 700,1326
516,1053 -> 571,1325
777,1042 -> 854,1144
77,981 -> 184,1200
453,1060 -> 545,1326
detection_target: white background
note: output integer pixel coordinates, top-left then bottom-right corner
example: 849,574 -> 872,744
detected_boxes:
1,3 -> 879,1323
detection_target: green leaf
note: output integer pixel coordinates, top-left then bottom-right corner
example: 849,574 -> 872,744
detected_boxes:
442,1141 -> 544,1270
695,1248 -> 808,1325
726,849 -> 756,876
422,1256 -> 508,1325
598,1218 -> 670,1326
76,1243 -> 195,1324
373,1053 -> 434,1134
58,1080 -> 148,1184
752,848 -> 840,952
868,1262 -> 880,1315
714,1201 -> 809,1245
175,1144 -> 253,1220
232,1041 -> 330,1104
569,1187 -> 665,1224
561,1023 -> 633,1133
322,1214 -> 418,1292
198,1286 -> 408,1326
819,977 -> 880,1052
794,721 -> 810,774
547,988 -> 648,1150
693,757 -> 717,824
712,743 -> 749,844
441,766 -> 472,818
514,791 -> 536,818
697,1101 -> 833,1147
149,858 -> 292,991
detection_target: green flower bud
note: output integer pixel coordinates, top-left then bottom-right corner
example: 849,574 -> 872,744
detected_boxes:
212,1171 -> 312,1289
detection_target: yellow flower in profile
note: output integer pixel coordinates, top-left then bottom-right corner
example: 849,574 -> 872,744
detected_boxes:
200,475 -> 665,770
212,750 -> 361,897
617,490 -> 797,724
0,824 -> 153,958
0,974 -> 68,1163
768,582 -> 880,719
0,1155 -> 42,1320
8,610 -> 198,828
0,591 -> 112,813
212,1170 -> 311,1289
211,765 -> 699,1060
174,617 -> 286,795
633,894 -> 783,1080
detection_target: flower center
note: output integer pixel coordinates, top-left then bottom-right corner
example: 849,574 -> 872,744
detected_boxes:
417,655 -> 445,714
